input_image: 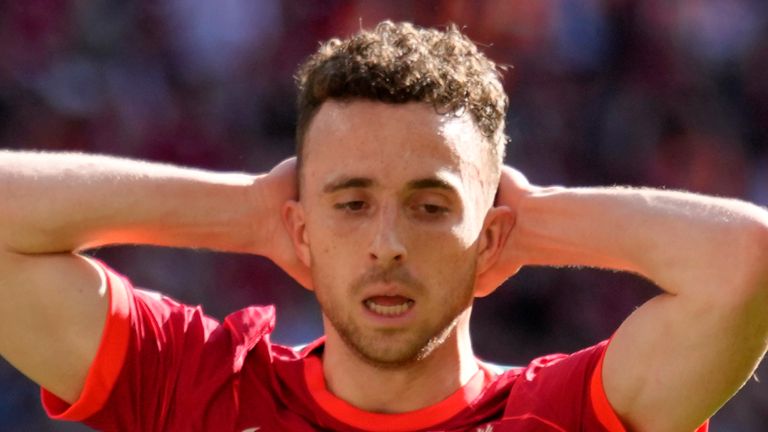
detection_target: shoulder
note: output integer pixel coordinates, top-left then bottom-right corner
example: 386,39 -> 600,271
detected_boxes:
484,340 -> 608,388
520,340 -> 608,382
483,341 -> 620,431
43,260 -> 283,429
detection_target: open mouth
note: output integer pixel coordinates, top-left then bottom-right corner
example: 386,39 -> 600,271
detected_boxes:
363,295 -> 415,317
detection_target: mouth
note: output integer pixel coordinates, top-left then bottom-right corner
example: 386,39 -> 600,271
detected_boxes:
363,295 -> 415,317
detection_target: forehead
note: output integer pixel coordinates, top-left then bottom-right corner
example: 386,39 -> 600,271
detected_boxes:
301,100 -> 486,192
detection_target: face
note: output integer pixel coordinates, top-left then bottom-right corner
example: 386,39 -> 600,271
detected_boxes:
287,101 -> 505,368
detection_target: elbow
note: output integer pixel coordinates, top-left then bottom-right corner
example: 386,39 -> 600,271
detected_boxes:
756,218 -> 768,261
750,214 -> 768,279
755,219 -> 768,288
733,216 -> 768,304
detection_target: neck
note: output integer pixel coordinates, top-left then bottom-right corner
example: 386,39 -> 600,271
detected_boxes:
321,311 -> 479,413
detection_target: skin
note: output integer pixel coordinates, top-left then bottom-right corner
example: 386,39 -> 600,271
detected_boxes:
1,99 -> 767,431
283,100 -> 514,411
283,99 -> 768,429
0,155 -> 260,402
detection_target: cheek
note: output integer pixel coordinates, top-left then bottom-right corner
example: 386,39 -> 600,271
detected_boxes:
410,229 -> 479,275
306,224 -> 364,279
440,208 -> 485,256
449,223 -> 481,251
309,224 -> 364,259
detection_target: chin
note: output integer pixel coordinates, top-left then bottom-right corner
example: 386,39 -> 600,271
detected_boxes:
347,321 -> 460,370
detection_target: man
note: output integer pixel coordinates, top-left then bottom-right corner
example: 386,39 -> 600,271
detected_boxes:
1,21 -> 767,431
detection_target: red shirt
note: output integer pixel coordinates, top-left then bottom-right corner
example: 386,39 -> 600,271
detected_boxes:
40,263 -> 707,431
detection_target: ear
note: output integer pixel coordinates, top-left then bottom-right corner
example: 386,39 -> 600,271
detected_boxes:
474,205 -> 515,298
282,200 -> 313,290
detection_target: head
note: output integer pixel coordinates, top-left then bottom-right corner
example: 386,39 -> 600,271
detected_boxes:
285,21 -> 512,368
295,21 -> 508,190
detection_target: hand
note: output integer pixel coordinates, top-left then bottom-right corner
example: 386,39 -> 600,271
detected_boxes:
252,158 -> 313,288
475,165 -> 538,294
495,165 -> 536,210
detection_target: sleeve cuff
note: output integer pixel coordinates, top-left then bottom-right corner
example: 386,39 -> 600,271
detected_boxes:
590,341 -> 710,432
41,258 -> 132,421
590,342 -> 628,432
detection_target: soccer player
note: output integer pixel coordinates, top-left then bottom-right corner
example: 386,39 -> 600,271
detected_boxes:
1,21 -> 767,431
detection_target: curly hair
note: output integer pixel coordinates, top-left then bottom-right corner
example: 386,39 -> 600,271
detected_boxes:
294,21 -> 508,175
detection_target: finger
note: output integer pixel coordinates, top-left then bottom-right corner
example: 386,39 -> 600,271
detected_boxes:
265,157 -> 299,201
501,165 -> 530,188
495,165 -> 532,207
271,156 -> 297,174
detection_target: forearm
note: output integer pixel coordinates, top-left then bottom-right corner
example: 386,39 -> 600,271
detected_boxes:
515,186 -> 768,297
0,151 -> 263,254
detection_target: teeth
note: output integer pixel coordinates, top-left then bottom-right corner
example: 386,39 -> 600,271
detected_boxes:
365,300 -> 414,316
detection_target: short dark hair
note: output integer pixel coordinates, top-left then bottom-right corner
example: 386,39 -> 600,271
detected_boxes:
295,20 -> 508,177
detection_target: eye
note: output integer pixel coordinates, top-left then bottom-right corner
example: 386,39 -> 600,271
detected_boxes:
422,204 -> 447,214
407,191 -> 452,221
411,202 -> 449,219
334,201 -> 368,212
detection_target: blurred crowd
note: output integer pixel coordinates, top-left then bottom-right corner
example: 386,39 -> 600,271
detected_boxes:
1,0 -> 767,430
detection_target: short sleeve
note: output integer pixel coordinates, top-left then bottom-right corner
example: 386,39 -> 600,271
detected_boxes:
500,340 -> 710,431
41,259 -> 131,421
501,341 -> 618,431
589,342 -> 710,432
40,261 -> 276,431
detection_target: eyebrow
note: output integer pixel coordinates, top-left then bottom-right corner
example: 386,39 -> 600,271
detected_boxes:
406,177 -> 457,193
323,177 -> 375,194
321,175 -> 459,195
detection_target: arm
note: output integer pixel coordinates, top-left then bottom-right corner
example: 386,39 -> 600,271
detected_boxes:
493,167 -> 768,431
0,151 -> 306,404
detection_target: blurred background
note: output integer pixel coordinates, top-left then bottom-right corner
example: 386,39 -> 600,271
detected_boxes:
0,0 -> 766,430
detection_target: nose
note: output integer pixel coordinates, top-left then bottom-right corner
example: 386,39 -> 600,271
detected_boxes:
368,204 -> 407,265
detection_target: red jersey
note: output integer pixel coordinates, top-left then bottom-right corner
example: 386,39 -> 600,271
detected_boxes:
40,263 -> 708,431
